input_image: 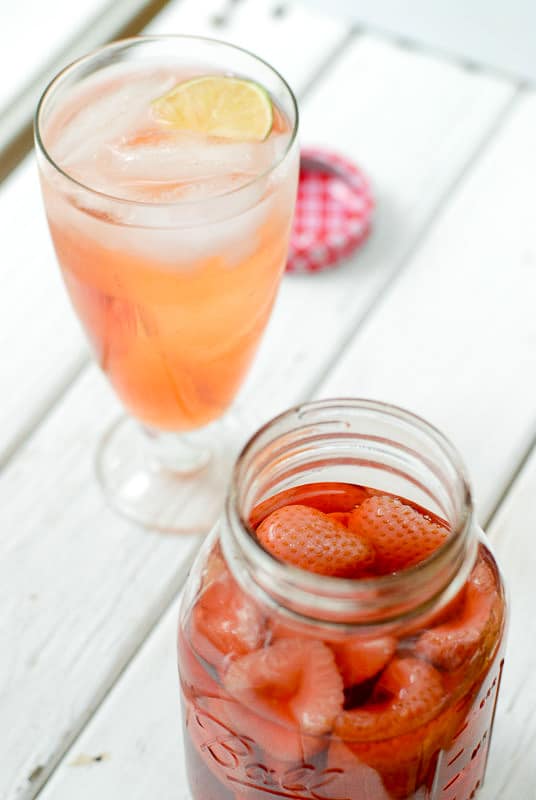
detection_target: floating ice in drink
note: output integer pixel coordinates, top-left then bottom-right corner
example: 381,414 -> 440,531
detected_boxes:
38,55 -> 299,431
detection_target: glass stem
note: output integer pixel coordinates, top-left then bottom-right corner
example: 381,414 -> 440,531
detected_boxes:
141,426 -> 212,475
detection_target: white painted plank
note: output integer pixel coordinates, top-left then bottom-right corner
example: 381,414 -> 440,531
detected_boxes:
147,0 -> 345,91
312,0 -> 536,84
480,446 -> 536,798
37,593 -> 187,800
0,368 -> 199,799
0,2 -> 350,798
1,33 -> 518,800
0,0 -> 157,153
0,162 -> 86,463
316,90 -> 536,523
0,0 -> 107,110
36,448 -> 536,800
236,37 -> 515,428
0,0 -> 347,465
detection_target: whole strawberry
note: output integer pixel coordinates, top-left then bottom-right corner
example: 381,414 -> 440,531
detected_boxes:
256,504 -> 375,577
348,495 -> 448,574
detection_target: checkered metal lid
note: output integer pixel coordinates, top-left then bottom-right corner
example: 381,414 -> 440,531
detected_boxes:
286,147 -> 373,274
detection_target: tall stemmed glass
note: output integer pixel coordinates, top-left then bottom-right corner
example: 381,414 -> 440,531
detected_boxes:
35,36 -> 299,532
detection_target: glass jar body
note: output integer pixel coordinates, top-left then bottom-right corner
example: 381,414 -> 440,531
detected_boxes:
178,401 -> 507,800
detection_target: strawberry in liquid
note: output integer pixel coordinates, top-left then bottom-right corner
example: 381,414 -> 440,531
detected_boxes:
179,483 -> 505,800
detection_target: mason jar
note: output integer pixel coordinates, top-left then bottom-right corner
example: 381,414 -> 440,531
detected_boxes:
178,399 -> 507,800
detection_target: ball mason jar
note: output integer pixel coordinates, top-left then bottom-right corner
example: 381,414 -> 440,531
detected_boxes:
178,399 -> 507,800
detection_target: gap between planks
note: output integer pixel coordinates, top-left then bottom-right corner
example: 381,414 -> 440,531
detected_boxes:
0,0 -> 173,184
32,547 -> 199,800
484,421 -> 536,529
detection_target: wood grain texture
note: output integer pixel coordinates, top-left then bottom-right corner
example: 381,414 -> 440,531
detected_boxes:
36,447 -> 536,800
318,91 -> 536,522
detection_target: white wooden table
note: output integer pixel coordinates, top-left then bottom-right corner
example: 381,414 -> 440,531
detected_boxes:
1,2 -> 535,798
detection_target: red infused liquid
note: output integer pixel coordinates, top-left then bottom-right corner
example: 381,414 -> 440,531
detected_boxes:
179,482 -> 505,800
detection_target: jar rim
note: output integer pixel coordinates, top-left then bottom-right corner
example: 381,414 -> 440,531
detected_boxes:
223,398 -> 476,630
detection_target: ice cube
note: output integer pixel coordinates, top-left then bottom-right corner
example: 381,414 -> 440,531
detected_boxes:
101,131 -> 291,193
48,73 -> 175,168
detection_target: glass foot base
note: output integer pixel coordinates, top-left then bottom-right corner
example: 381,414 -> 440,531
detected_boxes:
96,415 -> 241,534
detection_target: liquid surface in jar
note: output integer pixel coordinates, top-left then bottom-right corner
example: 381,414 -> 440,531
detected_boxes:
180,482 -> 506,800
251,481 -> 451,577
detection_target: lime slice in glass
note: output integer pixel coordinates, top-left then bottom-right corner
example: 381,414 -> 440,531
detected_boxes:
152,75 -> 274,141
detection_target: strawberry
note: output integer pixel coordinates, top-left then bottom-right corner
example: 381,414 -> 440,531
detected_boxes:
329,729 -> 443,800
213,695 -> 317,764
191,565 -> 265,668
330,636 -> 396,688
326,741 -> 394,800
249,482 -> 372,528
256,504 -> 375,577
348,495 -> 448,574
416,557 -> 501,672
334,658 -> 448,798
335,657 -> 446,742
224,638 -> 344,760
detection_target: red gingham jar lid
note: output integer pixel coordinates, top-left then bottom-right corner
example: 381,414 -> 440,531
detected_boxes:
286,147 -> 373,274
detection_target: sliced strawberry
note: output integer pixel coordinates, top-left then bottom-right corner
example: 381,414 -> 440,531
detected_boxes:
348,495 -> 448,574
330,636 -> 396,688
334,658 -> 449,798
214,695 -> 317,764
416,556 -> 501,672
191,567 -> 265,668
327,741 -> 393,800
224,638 -> 344,740
335,657 -> 446,742
249,482 -> 372,528
256,504 -> 375,577
329,730 -> 442,800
